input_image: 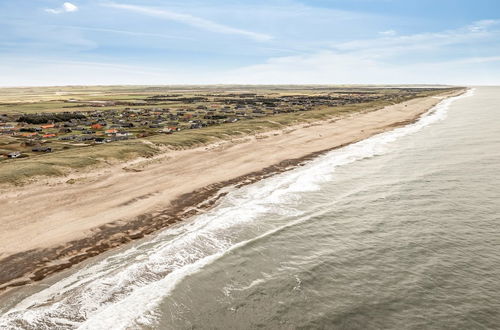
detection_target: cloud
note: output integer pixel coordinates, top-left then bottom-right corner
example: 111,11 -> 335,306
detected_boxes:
331,19 -> 500,60
0,57 -> 216,86
2,51 -> 499,87
379,30 -> 397,37
219,19 -> 500,85
102,3 -> 272,41
223,51 -> 498,85
59,25 -> 192,40
2,17 -> 500,86
467,19 -> 499,32
449,55 -> 500,64
45,2 -> 79,14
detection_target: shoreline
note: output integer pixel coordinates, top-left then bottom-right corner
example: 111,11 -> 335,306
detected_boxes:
0,89 -> 465,293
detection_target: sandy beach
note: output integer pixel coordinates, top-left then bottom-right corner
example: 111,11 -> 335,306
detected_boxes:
0,89 -> 464,292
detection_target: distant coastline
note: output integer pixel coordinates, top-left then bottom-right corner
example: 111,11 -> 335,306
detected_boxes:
0,88 -> 466,293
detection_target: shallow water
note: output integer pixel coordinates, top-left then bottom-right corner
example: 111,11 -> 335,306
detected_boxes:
1,87 -> 499,329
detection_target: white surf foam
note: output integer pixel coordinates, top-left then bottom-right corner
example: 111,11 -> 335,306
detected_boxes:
0,89 -> 474,329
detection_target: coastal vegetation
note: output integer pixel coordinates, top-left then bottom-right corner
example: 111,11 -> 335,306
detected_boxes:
0,85 -> 462,185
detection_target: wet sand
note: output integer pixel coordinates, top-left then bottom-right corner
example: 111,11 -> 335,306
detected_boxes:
0,89 -> 464,292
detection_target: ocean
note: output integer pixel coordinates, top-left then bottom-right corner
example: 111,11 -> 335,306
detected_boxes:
1,87 -> 499,329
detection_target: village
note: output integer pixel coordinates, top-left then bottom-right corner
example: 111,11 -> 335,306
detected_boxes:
0,87 -> 438,159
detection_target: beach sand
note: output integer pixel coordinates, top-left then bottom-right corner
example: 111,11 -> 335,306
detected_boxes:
0,89 -> 464,291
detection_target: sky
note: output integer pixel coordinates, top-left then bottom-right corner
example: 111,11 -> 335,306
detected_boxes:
1,0 -> 500,86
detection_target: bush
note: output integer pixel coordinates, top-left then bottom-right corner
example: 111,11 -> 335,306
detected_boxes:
18,113 -> 87,124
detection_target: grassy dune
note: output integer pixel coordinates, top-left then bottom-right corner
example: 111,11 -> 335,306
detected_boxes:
0,87 -> 458,185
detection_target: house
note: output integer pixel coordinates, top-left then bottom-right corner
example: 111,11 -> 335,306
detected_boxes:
7,151 -> 21,158
77,135 -> 95,141
32,146 -> 52,153
190,123 -> 203,129
21,132 -> 38,137
158,128 -> 173,134
105,129 -> 118,134
41,124 -> 55,129
110,136 -> 129,141
115,132 -> 132,137
91,123 -> 103,129
20,127 -> 37,132
59,136 -> 76,141
0,124 -> 15,130
42,133 -> 57,138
